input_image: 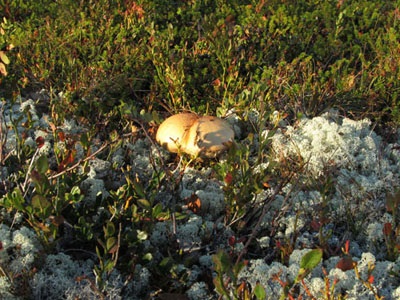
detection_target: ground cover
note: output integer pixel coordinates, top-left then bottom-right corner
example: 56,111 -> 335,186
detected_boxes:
1,1 -> 400,299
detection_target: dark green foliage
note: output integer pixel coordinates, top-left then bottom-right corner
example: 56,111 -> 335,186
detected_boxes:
0,0 -> 399,124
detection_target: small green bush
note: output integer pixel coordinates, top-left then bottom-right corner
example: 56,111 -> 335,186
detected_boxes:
1,0 -> 399,124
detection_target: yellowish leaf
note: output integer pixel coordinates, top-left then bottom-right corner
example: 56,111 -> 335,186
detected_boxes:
0,62 -> 7,76
0,51 -> 9,65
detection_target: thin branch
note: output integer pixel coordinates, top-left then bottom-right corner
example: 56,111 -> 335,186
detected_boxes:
48,142 -> 109,180
21,147 -> 40,197
114,222 -> 122,267
235,173 -> 298,265
132,118 -> 167,172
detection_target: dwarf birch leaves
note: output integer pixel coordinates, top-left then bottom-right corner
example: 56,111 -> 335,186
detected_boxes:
296,248 -> 323,283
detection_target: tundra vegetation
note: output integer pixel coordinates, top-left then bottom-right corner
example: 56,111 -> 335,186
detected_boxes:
0,1 -> 400,299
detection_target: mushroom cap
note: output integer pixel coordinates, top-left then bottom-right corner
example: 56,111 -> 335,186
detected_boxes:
156,113 -> 199,153
183,116 -> 234,157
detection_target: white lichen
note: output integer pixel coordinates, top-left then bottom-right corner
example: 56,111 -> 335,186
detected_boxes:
180,167 -> 225,218
366,222 -> 384,243
0,277 -> 20,300
186,282 -> 212,300
0,225 -> 41,274
10,226 -> 41,273
80,177 -> 109,204
271,113 -> 399,188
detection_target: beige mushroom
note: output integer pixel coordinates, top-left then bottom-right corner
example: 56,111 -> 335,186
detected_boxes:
156,113 -> 234,158
156,113 -> 199,153
183,116 -> 234,157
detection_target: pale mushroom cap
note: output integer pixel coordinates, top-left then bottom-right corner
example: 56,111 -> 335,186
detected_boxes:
183,116 -> 234,157
156,113 -> 198,153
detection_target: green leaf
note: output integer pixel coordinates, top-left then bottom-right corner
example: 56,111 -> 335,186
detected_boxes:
133,181 -> 146,199
160,257 -> 173,269
80,133 -> 89,149
71,186 -> 81,195
36,155 -> 49,174
155,211 -> 170,220
106,237 -> 117,251
137,230 -> 148,241
105,222 -> 115,236
212,250 -> 232,274
253,282 -> 266,300
213,273 -> 226,297
152,202 -> 163,218
137,198 -> 151,210
104,259 -> 115,272
300,249 -> 323,270
31,194 -> 51,210
142,252 -> 153,261
131,203 -> 138,217
6,188 -> 25,211
296,249 -> 323,282
174,212 -> 187,220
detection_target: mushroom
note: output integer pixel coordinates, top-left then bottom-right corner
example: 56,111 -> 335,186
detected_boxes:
156,113 -> 234,157
183,116 -> 234,157
156,113 -> 199,153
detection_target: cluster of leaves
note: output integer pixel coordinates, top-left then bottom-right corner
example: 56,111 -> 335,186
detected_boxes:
212,247 -> 325,300
0,17 -> 12,77
0,100 -> 185,297
1,0 -> 400,124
